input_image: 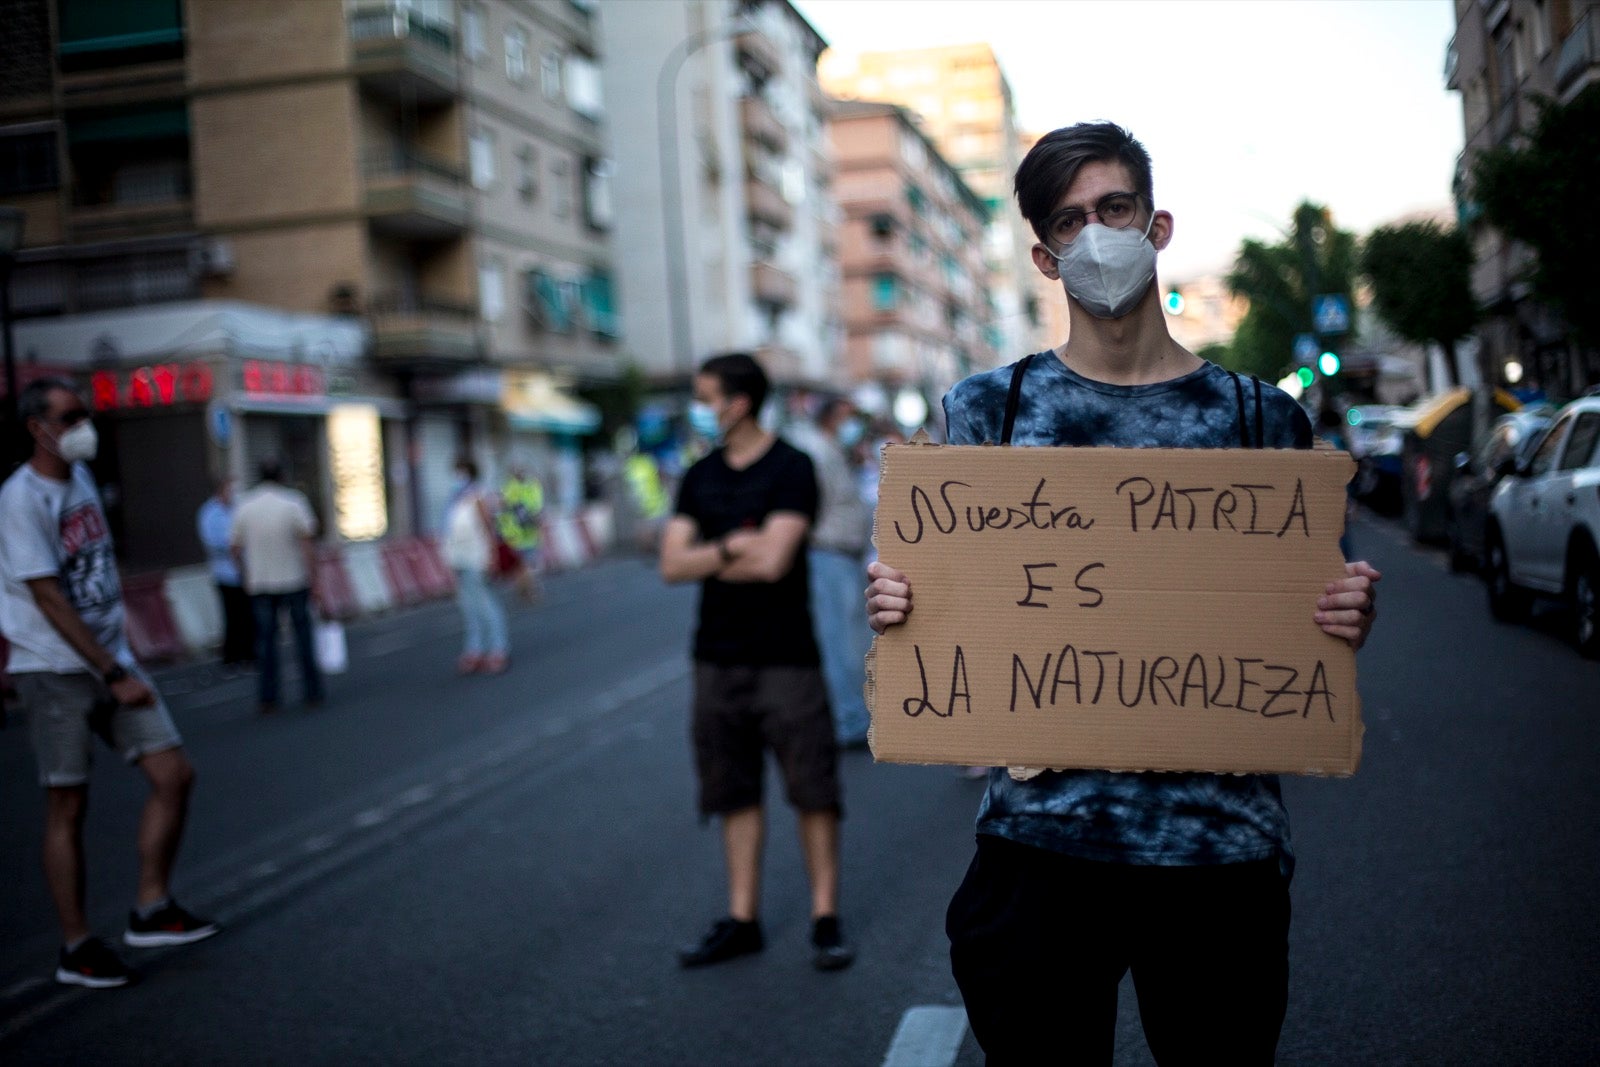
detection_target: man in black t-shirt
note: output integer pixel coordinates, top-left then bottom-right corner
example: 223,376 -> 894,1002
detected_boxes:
660,353 -> 853,972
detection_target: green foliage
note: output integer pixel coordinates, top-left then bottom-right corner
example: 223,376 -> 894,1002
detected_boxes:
1472,84 -> 1600,347
577,363 -> 646,442
1360,221 -> 1476,349
1224,202 -> 1358,381
1195,342 -> 1232,366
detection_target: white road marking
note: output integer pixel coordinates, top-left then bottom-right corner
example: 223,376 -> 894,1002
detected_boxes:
883,1006 -> 969,1067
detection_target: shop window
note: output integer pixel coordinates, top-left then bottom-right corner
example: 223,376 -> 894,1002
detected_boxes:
0,127 -> 59,194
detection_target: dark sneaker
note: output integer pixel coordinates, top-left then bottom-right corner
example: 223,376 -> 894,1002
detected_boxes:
811,916 -> 855,972
124,901 -> 220,948
56,937 -> 133,989
678,918 -> 763,968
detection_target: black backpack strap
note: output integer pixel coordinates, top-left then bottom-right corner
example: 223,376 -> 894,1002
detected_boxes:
1251,374 -> 1264,448
1000,353 -> 1036,446
1230,371 -> 1249,447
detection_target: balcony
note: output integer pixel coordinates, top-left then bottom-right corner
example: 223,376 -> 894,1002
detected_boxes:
750,260 -> 797,309
1444,36 -> 1460,90
363,148 -> 469,238
368,293 -> 478,364
349,5 -> 459,104
1490,95 -> 1520,145
739,95 -> 788,153
744,173 -> 793,231
735,30 -> 783,83
1556,9 -> 1599,103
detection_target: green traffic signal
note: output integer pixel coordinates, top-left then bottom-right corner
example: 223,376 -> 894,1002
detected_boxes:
1318,350 -> 1341,376
1296,366 -> 1315,388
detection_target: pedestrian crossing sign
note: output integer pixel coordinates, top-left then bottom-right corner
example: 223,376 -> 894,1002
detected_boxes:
1313,294 -> 1350,335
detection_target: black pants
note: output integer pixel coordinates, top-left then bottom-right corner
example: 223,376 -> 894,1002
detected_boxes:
217,582 -> 256,664
947,834 -> 1290,1066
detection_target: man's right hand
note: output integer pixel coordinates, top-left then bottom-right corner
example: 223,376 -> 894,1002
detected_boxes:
110,675 -> 157,708
865,560 -> 912,634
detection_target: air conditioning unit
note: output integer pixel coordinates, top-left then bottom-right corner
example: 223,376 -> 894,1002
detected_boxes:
198,237 -> 235,277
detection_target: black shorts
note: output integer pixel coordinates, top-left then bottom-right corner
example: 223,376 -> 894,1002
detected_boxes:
691,662 -> 841,818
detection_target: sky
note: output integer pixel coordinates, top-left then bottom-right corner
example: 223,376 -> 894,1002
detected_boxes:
792,0 -> 1465,282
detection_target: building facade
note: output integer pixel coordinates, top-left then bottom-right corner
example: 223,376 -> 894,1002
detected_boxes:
1447,0 -> 1600,397
829,101 -> 997,419
819,43 -> 1037,369
600,0 -> 840,391
0,0 -> 621,569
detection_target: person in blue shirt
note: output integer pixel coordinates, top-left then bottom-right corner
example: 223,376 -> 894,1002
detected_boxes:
196,478 -> 254,668
865,122 -> 1380,1065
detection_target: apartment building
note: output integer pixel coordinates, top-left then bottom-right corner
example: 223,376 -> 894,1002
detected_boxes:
829,100 -> 996,415
0,0 -> 619,568
600,0 -> 841,390
1447,0 -> 1599,397
819,43 -> 1037,368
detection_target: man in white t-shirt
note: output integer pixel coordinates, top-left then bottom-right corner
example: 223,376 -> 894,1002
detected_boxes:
0,378 -> 218,989
230,458 -> 321,714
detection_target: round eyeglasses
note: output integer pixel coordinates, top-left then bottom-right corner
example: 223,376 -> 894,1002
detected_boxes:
1043,192 -> 1146,247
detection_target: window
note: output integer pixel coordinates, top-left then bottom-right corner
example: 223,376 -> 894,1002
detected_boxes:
469,128 -> 495,189
463,4 -> 486,61
1529,417 -> 1569,477
582,157 -> 612,230
551,157 -> 571,219
1559,413 -> 1600,471
564,53 -> 603,120
0,127 -> 59,194
479,260 -> 505,323
526,269 -> 575,333
872,274 -> 898,312
516,144 -> 537,202
580,270 -> 619,339
505,26 -> 527,84
541,49 -> 564,102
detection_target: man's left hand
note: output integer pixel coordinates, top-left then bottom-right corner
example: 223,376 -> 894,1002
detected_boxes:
1314,560 -> 1381,650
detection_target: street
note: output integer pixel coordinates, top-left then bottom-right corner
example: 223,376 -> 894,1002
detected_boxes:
1,510 -> 1596,1065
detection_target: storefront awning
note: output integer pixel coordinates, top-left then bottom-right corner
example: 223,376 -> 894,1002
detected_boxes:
502,372 -> 600,436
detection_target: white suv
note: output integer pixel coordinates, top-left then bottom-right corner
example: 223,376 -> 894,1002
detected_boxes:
1485,394 -> 1600,658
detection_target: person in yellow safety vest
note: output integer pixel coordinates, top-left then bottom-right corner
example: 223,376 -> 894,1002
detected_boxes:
624,452 -> 669,553
498,467 -> 544,599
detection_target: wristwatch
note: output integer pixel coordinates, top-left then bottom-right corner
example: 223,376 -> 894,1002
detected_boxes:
102,664 -> 129,686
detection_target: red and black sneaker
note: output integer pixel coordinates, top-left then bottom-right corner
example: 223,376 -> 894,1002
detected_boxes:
123,900 -> 220,948
55,937 -> 133,988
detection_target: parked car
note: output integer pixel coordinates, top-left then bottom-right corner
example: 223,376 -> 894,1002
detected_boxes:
1347,405 -> 1410,515
1484,395 -> 1600,658
1399,388 -> 1521,544
1445,407 -> 1554,572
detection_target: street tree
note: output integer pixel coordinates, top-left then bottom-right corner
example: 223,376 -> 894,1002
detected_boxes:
1472,84 -> 1600,381
1360,221 -> 1477,392
1225,202 -> 1359,388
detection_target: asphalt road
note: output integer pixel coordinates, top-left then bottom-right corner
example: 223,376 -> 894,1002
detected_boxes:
1,511 -> 1596,1065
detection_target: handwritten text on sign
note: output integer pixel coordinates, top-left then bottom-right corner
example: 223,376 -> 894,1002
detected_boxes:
864,445 -> 1362,775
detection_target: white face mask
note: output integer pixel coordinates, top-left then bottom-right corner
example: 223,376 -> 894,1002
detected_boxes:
54,420 -> 99,463
1050,215 -> 1158,319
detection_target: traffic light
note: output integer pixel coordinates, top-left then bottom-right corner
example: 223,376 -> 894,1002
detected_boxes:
1296,366 -> 1316,389
1163,288 -> 1185,315
1318,350 -> 1341,376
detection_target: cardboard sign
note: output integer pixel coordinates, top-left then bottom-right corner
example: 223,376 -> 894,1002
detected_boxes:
865,442 -> 1362,775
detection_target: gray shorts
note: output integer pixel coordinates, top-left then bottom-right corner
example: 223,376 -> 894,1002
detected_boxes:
16,668 -> 183,787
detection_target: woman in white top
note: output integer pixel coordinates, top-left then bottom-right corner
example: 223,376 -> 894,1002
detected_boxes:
440,458 -> 510,674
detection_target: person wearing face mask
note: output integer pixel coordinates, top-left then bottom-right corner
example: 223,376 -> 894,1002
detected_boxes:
864,123 -> 1382,1064
661,353 -> 854,972
0,378 -> 218,989
786,396 -> 874,749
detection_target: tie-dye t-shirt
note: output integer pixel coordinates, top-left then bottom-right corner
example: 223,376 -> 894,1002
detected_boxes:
943,354 -> 1315,869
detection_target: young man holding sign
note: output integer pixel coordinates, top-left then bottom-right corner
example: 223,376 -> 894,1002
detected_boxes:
865,123 -> 1379,1063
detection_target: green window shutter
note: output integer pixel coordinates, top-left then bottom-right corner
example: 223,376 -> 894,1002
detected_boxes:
59,0 -> 184,55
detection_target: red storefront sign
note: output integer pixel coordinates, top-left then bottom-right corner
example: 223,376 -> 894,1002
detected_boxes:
91,363 -> 215,411
242,360 -> 326,399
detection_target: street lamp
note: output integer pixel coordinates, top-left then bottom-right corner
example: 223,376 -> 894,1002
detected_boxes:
657,15 -> 754,375
0,205 -> 25,470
